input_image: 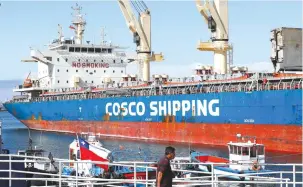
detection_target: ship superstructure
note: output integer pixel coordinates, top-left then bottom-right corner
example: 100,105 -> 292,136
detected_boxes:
4,2 -> 303,153
17,4 -> 129,98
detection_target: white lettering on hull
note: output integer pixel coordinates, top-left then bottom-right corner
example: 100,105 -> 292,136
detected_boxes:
105,99 -> 220,117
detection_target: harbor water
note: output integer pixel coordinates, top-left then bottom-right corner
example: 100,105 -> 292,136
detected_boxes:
0,111 -> 302,186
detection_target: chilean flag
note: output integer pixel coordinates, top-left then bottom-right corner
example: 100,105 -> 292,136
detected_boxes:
78,137 -> 111,171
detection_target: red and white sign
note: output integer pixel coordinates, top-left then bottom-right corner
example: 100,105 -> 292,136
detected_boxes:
72,62 -> 110,68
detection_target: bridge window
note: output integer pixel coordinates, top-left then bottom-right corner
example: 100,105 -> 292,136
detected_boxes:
113,70 -> 115,73
76,70 -> 78,73
121,60 -> 123,63
66,80 -> 69,83
108,49 -> 112,53
104,70 -> 106,73
61,46 -> 67,50
86,70 -> 88,73
86,59 -> 88,62
242,147 -> 249,155
229,145 -> 236,154
57,58 -> 60,62
257,145 -> 264,155
46,57 -> 52,61
85,81 -> 87,83
121,70 -> 123,73
58,80 -> 60,83
94,70 -> 96,73
91,81 -> 94,83
75,47 -> 80,52
250,146 -> 257,157
81,48 -> 88,53
57,69 -> 59,72
88,48 -> 94,53
95,48 -> 101,53
94,59 -> 96,62
66,69 -> 68,72
232,146 -> 235,154
113,60 -> 115,63
65,58 -> 68,62
69,47 -> 75,52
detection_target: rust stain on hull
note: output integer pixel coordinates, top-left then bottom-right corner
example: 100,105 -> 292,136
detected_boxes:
21,120 -> 302,153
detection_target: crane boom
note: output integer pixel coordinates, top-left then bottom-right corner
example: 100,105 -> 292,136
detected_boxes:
195,0 -> 231,74
118,0 -> 149,49
117,0 -> 163,82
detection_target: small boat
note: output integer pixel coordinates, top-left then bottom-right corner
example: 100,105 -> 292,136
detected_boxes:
189,134 -> 271,181
17,138 -> 58,173
65,134 -> 157,186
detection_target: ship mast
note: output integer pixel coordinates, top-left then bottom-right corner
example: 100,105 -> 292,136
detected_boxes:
101,26 -> 107,45
71,3 -> 86,45
58,24 -> 63,44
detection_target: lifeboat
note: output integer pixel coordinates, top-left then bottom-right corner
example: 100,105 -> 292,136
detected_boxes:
23,72 -> 33,88
23,78 -> 32,88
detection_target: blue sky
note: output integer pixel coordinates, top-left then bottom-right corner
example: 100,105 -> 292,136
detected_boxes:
0,0 -> 301,80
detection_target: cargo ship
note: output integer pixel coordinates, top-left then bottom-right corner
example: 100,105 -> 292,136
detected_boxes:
4,2 -> 302,153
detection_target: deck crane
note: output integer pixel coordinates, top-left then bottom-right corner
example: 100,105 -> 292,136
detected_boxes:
117,0 -> 164,82
195,0 -> 232,74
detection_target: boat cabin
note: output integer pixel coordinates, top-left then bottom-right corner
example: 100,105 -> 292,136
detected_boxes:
227,141 -> 265,171
17,149 -> 55,171
17,149 -> 45,158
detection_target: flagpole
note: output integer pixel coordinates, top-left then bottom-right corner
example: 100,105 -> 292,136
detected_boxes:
76,133 -> 81,160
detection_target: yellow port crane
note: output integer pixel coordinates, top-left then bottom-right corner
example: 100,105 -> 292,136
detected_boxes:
195,0 -> 233,74
117,0 -> 164,82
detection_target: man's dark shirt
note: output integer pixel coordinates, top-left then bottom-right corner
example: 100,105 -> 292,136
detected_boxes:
157,156 -> 174,187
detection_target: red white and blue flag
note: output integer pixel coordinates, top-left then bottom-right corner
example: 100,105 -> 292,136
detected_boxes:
77,137 -> 111,171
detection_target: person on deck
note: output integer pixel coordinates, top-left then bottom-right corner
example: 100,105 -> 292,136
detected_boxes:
156,146 -> 176,187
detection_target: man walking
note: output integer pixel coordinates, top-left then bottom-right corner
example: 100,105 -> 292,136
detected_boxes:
156,146 -> 176,187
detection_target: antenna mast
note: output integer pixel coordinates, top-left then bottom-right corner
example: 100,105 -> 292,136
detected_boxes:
101,26 -> 107,45
71,3 -> 86,45
58,24 -> 63,44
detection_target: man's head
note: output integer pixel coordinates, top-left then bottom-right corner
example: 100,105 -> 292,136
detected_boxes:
165,146 -> 175,160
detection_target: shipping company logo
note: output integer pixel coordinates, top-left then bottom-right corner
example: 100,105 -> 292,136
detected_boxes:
105,99 -> 219,117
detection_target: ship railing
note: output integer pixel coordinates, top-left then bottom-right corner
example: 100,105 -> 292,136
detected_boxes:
0,154 -> 302,187
9,77 -> 303,103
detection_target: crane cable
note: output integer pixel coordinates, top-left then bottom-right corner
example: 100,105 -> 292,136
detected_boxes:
139,1 -> 148,10
130,1 -> 141,15
131,0 -> 148,15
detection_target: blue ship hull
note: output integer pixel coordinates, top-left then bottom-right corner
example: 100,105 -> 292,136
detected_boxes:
4,89 -> 303,152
